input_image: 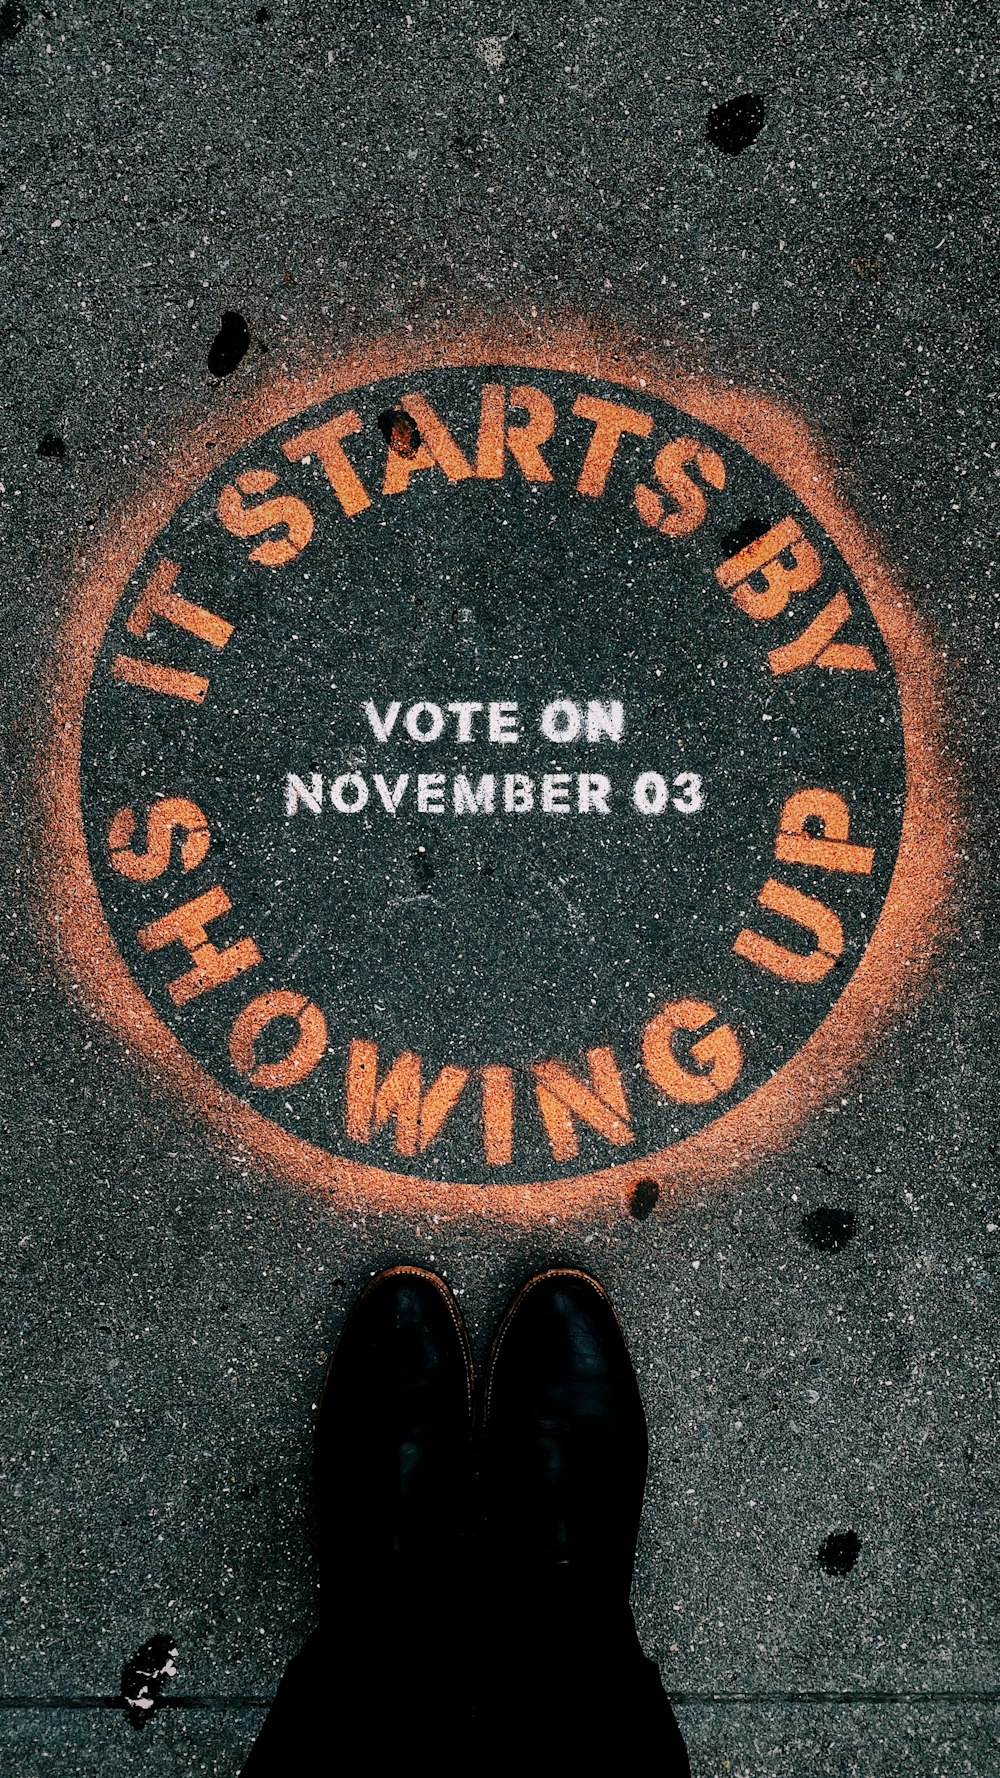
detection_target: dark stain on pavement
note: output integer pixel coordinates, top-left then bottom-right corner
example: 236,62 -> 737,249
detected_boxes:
37,432 -> 66,458
208,311 -> 252,378
0,2 -> 27,46
817,1529 -> 862,1575
408,843 -> 435,893
629,1178 -> 659,1220
120,1633 -> 178,1729
378,409 -> 422,458
451,130 -> 480,162
719,516 -> 770,558
802,1206 -> 857,1252
706,94 -> 767,156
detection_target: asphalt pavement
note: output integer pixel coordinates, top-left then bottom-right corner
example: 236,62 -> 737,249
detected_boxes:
1,0 -> 997,1773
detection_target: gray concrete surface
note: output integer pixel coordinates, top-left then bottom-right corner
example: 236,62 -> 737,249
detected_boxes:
1,0 -> 998,1771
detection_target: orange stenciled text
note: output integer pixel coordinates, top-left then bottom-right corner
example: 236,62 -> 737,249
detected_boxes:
137,886 -> 263,1007
112,559 -> 235,704
642,999 -> 743,1104
345,1040 -> 470,1156
715,519 -> 877,675
229,990 -> 329,1089
476,384 -> 556,483
532,1046 -> 634,1162
282,410 -> 371,518
734,786 -> 873,981
107,796 -> 211,882
775,789 -> 875,875
217,468 -> 315,565
572,394 -> 654,497
733,879 -> 845,984
768,590 -> 877,676
716,517 -> 822,620
125,559 -> 234,650
634,437 -> 726,537
382,395 -> 475,496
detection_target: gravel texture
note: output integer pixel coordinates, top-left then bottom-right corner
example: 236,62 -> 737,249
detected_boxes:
0,0 -> 996,1772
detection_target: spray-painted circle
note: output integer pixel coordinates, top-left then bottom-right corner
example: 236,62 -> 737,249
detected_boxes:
44,327 -> 951,1216
69,353 -> 916,1198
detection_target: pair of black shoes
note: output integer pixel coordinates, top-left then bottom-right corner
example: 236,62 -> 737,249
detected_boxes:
241,1268 -> 689,1775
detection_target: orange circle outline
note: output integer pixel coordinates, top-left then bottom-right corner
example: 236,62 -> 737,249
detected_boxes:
36,315 -> 959,1221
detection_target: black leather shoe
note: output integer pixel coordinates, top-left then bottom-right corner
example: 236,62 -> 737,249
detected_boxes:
477,1271 -> 690,1776
240,1266 -> 476,1776
481,1267 -> 648,1608
315,1265 -> 474,1611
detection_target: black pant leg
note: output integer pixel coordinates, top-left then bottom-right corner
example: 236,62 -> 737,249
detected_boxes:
474,1585 -> 691,1776
238,1630 -> 333,1777
239,1592 -> 478,1776
238,1584 -> 689,1777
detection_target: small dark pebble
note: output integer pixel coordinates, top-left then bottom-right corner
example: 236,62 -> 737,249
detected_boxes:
706,94 -> 767,156
719,515 -> 770,558
207,311 -> 252,378
0,2 -> 27,46
817,1529 -> 862,1576
629,1178 -> 659,1220
408,844 -> 435,890
802,1206 -> 857,1252
378,409 -> 421,458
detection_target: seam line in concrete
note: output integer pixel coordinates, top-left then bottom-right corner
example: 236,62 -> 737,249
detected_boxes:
672,1692 -> 1000,1706
0,1697 -> 271,1710
1,1692 -> 999,1710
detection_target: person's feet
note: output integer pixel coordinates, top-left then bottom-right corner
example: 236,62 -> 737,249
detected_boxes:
242,1265 -> 689,1778
481,1267 -> 648,1607
314,1265 -> 474,1608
